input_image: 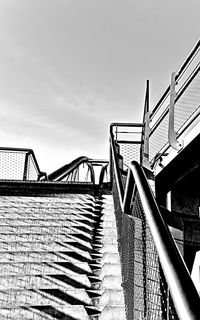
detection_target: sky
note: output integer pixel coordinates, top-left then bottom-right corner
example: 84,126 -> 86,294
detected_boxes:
0,0 -> 199,174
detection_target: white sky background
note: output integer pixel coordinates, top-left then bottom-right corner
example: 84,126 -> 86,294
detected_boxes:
0,0 -> 199,174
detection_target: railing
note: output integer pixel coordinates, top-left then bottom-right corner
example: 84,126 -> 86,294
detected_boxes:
48,156 -> 109,184
110,123 -> 144,169
110,129 -> 200,320
48,156 -> 95,183
149,40 -> 200,167
0,147 -> 46,181
0,149 -> 109,185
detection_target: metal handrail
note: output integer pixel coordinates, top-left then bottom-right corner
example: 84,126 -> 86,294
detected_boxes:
110,130 -> 200,320
99,163 -> 109,185
47,156 -> 95,183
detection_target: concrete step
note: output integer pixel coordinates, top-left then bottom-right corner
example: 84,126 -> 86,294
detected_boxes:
0,219 -> 94,230
0,274 -> 92,291
0,234 -> 92,247
0,264 -> 91,286
0,251 -> 91,264
99,306 -> 126,320
0,260 -> 92,275
33,305 -> 91,320
0,289 -> 91,307
0,225 -> 92,236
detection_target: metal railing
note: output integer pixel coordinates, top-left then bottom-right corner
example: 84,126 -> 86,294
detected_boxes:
48,156 -> 109,184
47,156 -> 95,183
110,123 -> 144,170
0,147 -> 46,181
110,130 -> 200,320
149,40 -> 200,167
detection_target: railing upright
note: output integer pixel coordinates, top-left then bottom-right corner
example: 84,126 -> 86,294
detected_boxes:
141,79 -> 150,169
23,152 -> 29,181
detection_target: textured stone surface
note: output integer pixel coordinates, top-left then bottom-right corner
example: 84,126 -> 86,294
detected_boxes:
0,193 -> 125,319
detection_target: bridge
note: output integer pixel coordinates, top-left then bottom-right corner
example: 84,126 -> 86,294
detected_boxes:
0,40 -> 199,319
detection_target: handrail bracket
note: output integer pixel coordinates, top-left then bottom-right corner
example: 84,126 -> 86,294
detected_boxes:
168,71 -> 183,151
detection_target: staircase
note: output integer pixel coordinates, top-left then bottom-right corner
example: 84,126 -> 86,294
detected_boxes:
0,189 -> 125,319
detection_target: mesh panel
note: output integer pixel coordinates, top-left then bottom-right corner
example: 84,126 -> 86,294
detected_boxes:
149,67 -> 200,163
175,71 -> 200,131
114,179 -> 178,320
0,151 -> 25,180
0,151 -> 40,181
149,115 -> 169,162
119,143 -> 141,167
27,155 -> 39,181
112,124 -> 143,166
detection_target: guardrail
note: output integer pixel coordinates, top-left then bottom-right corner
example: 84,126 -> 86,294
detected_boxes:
149,40 -> 200,167
109,122 -> 144,169
0,147 -> 46,181
48,156 -> 109,185
110,129 -> 200,320
47,156 -> 95,183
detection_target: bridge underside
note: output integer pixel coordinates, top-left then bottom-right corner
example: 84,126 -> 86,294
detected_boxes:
155,132 -> 200,272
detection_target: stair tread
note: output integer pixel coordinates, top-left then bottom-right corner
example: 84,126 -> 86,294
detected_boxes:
0,307 -> 89,320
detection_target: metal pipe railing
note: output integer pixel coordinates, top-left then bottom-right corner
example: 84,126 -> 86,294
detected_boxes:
99,163 -> 109,185
48,156 -> 96,184
110,131 -> 200,320
48,156 -> 88,181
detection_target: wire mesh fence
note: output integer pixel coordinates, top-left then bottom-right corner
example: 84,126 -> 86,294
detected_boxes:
0,151 -> 26,180
149,62 -> 200,165
0,149 -> 41,181
119,142 -> 141,168
26,153 -> 40,181
114,179 -> 178,320
112,124 -> 143,168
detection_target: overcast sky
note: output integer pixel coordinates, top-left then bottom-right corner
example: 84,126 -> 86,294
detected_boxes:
0,0 -> 199,174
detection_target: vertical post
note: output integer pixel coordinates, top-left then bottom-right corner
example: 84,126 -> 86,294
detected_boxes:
23,152 -> 29,181
109,125 -> 114,186
168,72 -> 183,151
116,124 -> 118,142
166,286 -> 170,320
141,80 -> 150,169
142,218 -> 147,319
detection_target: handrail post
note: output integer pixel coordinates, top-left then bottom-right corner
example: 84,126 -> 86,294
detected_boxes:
141,80 -> 151,169
86,162 -> 95,184
168,71 -> 183,151
123,168 -> 134,213
23,152 -> 29,181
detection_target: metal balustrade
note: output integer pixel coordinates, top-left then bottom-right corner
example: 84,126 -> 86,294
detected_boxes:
149,40 -> 200,167
48,156 -> 109,185
110,129 -> 200,320
110,123 -> 143,169
0,147 -> 45,181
